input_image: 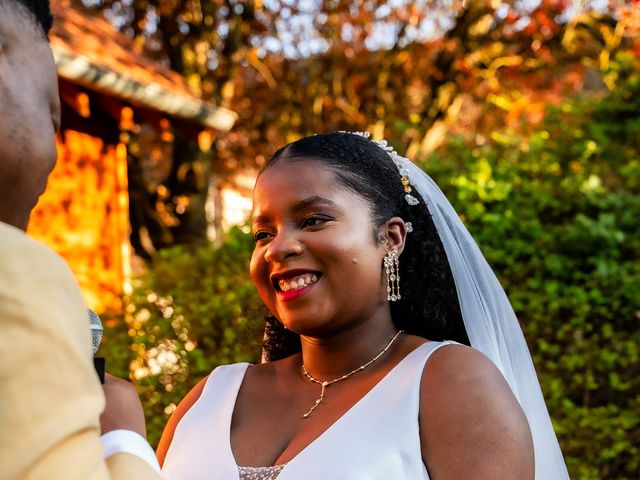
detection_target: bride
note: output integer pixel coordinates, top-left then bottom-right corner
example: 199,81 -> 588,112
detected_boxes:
157,132 -> 569,479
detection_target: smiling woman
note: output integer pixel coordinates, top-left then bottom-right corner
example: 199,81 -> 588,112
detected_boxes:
157,132 -> 569,480
250,161 -> 396,338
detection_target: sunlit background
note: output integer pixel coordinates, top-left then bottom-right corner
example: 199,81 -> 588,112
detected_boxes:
26,1 -> 639,477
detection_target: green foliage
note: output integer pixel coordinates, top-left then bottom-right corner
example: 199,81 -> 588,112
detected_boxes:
421,57 -> 640,479
103,226 -> 264,447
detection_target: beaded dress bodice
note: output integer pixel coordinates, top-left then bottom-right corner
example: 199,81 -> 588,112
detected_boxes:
238,464 -> 287,480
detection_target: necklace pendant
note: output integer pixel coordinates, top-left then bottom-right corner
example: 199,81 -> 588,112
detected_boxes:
303,397 -> 323,418
300,330 -> 404,419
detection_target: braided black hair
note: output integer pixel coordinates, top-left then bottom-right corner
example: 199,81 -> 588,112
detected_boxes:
260,132 -> 469,361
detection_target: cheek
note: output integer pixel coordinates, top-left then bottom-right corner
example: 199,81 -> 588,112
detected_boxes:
249,248 -> 270,297
28,120 -> 57,190
350,253 -> 384,286
25,59 -> 59,178
11,96 -> 58,188
35,123 -> 57,167
325,239 -> 383,286
249,249 -> 261,285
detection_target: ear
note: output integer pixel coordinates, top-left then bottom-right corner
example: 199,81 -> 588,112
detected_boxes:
378,217 -> 407,256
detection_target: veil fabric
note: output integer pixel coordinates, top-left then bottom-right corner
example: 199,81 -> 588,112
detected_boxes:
400,157 -> 569,478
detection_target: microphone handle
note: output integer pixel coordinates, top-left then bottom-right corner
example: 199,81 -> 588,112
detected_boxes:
88,309 -> 105,384
94,357 -> 106,384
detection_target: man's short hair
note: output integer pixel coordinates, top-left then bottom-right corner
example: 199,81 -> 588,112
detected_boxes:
1,0 -> 53,36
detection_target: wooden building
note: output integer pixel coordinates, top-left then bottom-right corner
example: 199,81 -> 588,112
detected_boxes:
28,0 -> 236,315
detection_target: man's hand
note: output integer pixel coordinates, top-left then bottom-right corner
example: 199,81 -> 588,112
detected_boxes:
100,373 -> 147,438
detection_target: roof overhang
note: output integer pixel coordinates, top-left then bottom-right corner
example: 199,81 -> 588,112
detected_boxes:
53,45 -> 237,132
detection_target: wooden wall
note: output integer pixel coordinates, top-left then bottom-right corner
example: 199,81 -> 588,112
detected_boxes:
28,130 -> 131,315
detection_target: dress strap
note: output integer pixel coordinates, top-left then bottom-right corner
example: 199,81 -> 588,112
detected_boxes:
162,362 -> 250,480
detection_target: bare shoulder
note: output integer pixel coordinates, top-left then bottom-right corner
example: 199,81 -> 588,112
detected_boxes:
419,343 -> 534,479
157,375 -> 208,466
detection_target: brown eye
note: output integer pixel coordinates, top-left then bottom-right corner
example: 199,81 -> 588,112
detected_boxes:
301,215 -> 331,228
253,230 -> 271,242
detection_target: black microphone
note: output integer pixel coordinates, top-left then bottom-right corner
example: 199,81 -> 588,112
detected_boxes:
88,309 -> 106,384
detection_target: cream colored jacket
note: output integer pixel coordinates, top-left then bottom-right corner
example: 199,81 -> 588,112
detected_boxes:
0,222 -> 160,479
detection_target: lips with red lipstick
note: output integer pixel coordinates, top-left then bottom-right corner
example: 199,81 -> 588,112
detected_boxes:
270,269 -> 322,301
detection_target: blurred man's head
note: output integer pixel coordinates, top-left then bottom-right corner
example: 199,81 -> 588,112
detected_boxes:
0,0 -> 60,230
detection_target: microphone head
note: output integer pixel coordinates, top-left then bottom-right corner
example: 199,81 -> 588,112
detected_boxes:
88,309 -> 103,356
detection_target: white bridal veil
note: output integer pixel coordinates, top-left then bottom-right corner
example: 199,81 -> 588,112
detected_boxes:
399,157 -> 570,479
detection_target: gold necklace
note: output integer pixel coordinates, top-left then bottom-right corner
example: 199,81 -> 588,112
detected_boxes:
301,330 -> 404,418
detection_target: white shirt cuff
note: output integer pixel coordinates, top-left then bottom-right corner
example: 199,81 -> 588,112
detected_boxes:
100,429 -> 161,475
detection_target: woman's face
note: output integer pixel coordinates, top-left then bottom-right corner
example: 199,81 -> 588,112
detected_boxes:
250,160 -> 389,337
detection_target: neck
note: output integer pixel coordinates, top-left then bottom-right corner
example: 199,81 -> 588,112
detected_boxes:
299,316 -> 399,380
0,208 -> 29,231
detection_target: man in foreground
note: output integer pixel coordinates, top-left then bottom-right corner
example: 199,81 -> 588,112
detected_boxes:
0,0 -> 162,477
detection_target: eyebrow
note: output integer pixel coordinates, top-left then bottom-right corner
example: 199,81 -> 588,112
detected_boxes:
252,195 -> 339,225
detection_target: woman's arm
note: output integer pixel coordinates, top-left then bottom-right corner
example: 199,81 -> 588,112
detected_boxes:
419,344 -> 534,479
156,376 -> 208,466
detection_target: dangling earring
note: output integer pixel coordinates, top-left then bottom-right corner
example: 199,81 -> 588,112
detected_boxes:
384,250 -> 400,301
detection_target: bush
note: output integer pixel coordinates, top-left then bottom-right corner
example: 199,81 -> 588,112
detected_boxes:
103,226 -> 264,447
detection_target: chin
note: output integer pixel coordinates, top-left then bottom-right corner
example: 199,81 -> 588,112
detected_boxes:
284,318 -> 337,338
1,208 -> 30,231
280,317 -> 309,334
6,216 -> 29,231
278,316 -> 317,335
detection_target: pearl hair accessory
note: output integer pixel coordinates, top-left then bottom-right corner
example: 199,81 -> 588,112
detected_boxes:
301,330 -> 404,418
340,131 -> 421,206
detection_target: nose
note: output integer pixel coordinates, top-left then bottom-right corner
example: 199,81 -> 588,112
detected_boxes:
264,230 -> 304,264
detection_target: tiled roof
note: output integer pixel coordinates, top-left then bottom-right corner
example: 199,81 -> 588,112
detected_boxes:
50,0 -> 236,131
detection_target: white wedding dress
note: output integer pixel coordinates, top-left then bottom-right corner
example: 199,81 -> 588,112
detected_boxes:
161,139 -> 571,479
162,341 -> 454,480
